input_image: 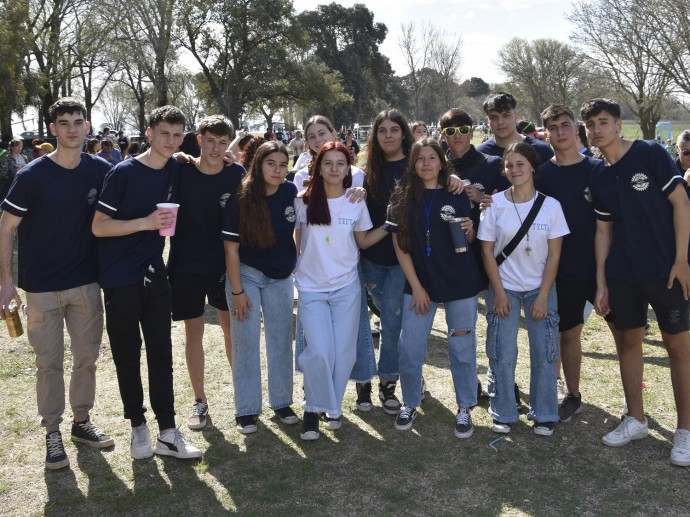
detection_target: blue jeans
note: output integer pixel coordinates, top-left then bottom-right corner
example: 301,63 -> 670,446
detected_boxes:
295,265 -> 376,382
298,279 -> 360,417
399,294 -> 478,408
228,265 -> 294,417
360,257 -> 404,382
485,286 -> 560,424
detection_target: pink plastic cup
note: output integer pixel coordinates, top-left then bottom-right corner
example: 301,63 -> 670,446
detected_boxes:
156,202 -> 179,237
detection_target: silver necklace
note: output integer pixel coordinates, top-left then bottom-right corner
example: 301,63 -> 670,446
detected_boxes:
509,187 -> 536,256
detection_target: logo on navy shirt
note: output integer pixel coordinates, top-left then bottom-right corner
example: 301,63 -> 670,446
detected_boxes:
473,182 -> 486,192
631,173 -> 650,192
583,186 -> 593,203
285,206 -> 296,223
87,188 -> 98,205
167,185 -> 173,201
219,192 -> 231,208
439,205 -> 456,221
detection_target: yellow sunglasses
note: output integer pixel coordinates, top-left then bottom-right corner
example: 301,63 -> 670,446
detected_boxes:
441,126 -> 472,136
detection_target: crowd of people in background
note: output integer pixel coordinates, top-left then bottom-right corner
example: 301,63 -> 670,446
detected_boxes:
1,91 -> 690,473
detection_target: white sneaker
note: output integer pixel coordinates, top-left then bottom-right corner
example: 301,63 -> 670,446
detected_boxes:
670,428 -> 690,467
130,424 -> 153,459
155,428 -> 202,459
601,414 -> 648,447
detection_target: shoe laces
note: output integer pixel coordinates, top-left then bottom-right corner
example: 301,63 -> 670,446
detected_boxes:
381,382 -> 398,399
77,419 -> 104,438
163,428 -> 188,448
192,401 -> 208,417
399,406 -> 414,419
132,425 -> 149,446
456,408 -> 470,426
46,432 -> 65,458
675,429 -> 690,449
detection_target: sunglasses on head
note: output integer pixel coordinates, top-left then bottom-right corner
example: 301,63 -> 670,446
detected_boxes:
681,149 -> 690,157
441,126 -> 472,137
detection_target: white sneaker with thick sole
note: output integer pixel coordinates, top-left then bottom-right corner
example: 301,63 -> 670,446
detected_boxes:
155,428 -> 202,459
131,424 -> 154,460
670,428 -> 690,467
601,415 -> 648,447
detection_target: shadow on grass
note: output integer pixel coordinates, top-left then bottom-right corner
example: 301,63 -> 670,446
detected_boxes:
44,466 -> 86,515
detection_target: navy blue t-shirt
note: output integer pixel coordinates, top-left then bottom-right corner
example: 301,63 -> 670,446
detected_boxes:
537,156 -> 602,281
222,181 -> 297,279
477,135 -> 554,164
361,158 -> 408,266
167,163 -> 245,275
95,157 -> 178,288
387,188 -> 484,302
589,140 -> 686,281
1,154 -> 110,292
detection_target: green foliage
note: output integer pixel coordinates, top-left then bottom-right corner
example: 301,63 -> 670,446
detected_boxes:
0,0 -> 29,137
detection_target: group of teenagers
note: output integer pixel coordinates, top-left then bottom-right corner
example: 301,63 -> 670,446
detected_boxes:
1,90 -> 689,471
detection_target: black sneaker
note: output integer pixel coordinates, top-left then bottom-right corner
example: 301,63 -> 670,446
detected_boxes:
491,420 -> 511,434
45,431 -> 70,470
300,411 -> 320,440
455,407 -> 474,439
235,415 -> 258,434
394,405 -> 417,431
274,406 -> 299,425
356,382 -> 373,411
188,399 -> 209,430
534,421 -> 555,436
379,382 -> 401,415
71,418 -> 114,448
559,393 -> 583,422
319,412 -> 342,430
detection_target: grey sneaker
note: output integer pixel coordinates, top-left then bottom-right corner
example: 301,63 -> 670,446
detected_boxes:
379,382 -> 401,415
45,431 -> 70,470
602,415 -> 648,447
155,428 -> 202,459
71,418 -> 114,448
130,423 -> 153,460
455,407 -> 474,439
188,399 -> 209,430
671,428 -> 690,467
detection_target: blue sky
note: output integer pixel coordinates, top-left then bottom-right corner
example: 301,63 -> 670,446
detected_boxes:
293,0 -> 577,83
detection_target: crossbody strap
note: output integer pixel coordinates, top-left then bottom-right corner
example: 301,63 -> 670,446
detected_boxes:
495,192 -> 546,267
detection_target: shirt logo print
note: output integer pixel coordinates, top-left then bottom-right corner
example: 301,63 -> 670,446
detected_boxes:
440,204 -> 456,221
583,186 -> 593,203
285,206 -> 296,223
219,192 -> 230,208
87,188 -> 98,205
473,182 -> 486,192
631,173 -> 650,192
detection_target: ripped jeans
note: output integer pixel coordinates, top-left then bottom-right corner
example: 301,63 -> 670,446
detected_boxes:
398,294 -> 478,408
485,286 -> 560,424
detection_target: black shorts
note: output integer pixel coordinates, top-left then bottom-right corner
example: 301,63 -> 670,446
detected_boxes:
170,272 -> 228,321
608,278 -> 690,334
555,278 -> 596,332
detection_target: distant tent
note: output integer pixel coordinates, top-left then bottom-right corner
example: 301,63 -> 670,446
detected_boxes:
656,121 -> 673,141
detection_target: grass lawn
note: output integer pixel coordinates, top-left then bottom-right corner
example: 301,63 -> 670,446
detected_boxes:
1,270 -> 690,515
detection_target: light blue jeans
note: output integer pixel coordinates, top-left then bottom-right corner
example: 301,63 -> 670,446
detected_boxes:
298,279 -> 361,418
485,286 -> 560,424
359,257 -> 404,383
399,294 -> 478,408
295,265 -> 376,382
228,265 -> 294,417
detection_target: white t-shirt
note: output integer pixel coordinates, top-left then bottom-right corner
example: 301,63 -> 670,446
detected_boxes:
294,191 -> 373,292
478,190 -> 569,292
14,154 -> 27,168
292,165 -> 365,193
289,137 -> 305,155
294,152 -> 310,171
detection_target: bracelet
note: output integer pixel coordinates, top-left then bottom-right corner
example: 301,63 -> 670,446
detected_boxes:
231,289 -> 245,296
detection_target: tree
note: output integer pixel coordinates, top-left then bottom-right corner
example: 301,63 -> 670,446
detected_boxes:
459,77 -> 490,99
432,34 -> 463,112
299,2 -> 394,125
497,38 -> 592,122
569,0 -> 675,138
0,1 -> 29,138
397,21 -> 437,121
634,1 -> 690,98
